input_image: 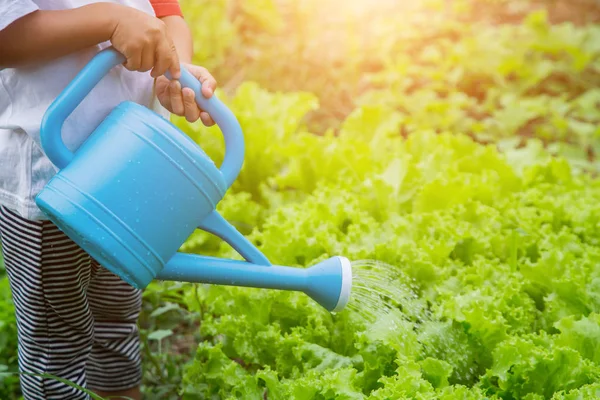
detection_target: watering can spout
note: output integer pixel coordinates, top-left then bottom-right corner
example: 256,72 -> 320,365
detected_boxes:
156,254 -> 352,312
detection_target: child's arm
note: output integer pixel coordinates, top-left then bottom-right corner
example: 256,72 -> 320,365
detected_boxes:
0,2 -> 181,79
148,0 -> 192,63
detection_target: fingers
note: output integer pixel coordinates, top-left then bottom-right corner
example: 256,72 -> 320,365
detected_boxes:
124,42 -> 178,78
165,41 -> 180,79
139,45 -> 155,73
169,80 -> 185,116
176,88 -> 214,125
155,76 -> 171,110
124,50 -> 142,71
200,112 -> 214,126
151,42 -> 170,78
156,63 -> 217,126
167,49 -> 181,80
190,65 -> 217,98
182,88 -> 201,122
151,40 -> 179,78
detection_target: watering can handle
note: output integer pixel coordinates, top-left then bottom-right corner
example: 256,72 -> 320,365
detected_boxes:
40,47 -> 244,189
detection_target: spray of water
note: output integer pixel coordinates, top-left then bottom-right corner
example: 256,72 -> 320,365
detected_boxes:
338,260 -> 479,385
339,259 -> 431,326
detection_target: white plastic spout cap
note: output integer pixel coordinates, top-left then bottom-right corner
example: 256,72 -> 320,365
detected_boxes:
332,256 -> 352,312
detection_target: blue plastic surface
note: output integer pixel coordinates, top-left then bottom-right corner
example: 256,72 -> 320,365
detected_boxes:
41,49 -> 125,169
168,67 -> 244,188
198,211 -> 271,266
157,254 -> 345,311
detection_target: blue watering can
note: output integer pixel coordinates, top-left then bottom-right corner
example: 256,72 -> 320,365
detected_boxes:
34,47 -> 351,312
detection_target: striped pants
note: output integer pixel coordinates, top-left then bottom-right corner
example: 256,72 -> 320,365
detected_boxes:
0,206 -> 143,399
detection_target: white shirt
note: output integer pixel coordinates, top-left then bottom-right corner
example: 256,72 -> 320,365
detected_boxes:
0,0 -> 170,220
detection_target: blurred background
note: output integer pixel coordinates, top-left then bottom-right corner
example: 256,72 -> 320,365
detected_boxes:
181,0 -> 600,161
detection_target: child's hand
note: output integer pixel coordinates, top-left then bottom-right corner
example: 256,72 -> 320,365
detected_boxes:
108,6 -> 217,126
155,64 -> 218,126
109,5 -> 181,79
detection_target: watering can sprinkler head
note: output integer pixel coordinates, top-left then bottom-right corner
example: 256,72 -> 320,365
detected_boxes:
303,256 -> 352,312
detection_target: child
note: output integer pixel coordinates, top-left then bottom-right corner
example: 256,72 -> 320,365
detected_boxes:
0,1 -> 217,398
